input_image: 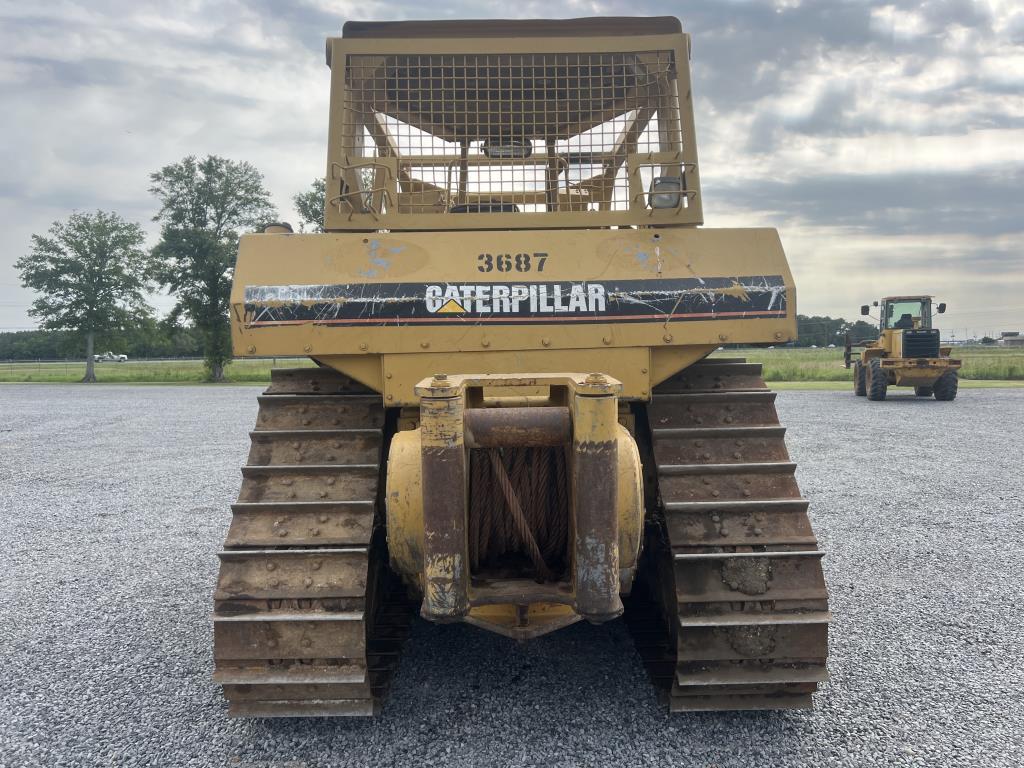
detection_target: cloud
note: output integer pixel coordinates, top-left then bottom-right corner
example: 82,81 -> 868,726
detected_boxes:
0,0 -> 1021,335
707,169 -> 1024,239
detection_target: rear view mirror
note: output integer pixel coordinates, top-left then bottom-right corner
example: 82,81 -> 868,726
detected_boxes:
872,301 -> 879,307
860,305 -> 870,316
937,303 -> 946,314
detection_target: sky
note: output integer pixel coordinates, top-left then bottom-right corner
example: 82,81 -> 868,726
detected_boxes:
1,0 -> 1022,339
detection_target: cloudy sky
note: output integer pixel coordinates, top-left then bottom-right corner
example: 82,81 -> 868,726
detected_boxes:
1,0 -> 1021,338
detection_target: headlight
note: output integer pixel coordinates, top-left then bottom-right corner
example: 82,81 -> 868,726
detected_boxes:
482,139 -> 533,159
648,176 -> 683,209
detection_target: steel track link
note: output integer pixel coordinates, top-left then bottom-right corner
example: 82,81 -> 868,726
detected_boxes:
213,368 -> 413,717
626,358 -> 830,712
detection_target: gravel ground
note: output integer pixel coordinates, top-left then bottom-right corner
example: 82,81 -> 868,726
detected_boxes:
1,384 -> 1022,768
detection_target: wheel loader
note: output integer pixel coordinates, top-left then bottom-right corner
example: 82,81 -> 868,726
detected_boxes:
844,295 -> 961,401
213,16 -> 830,717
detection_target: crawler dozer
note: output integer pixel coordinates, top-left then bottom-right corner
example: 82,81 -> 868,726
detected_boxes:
214,17 -> 830,716
845,295 -> 960,401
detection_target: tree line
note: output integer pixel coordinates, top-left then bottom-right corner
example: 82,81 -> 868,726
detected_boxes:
15,159 -> 880,380
15,156 -> 326,382
4,310 -> 882,359
794,315 -> 878,348
0,321 -> 203,360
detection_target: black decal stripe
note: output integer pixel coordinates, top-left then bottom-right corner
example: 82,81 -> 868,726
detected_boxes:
243,276 -> 788,328
245,309 -> 782,327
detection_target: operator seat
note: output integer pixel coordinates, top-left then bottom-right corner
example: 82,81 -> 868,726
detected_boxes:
894,314 -> 914,330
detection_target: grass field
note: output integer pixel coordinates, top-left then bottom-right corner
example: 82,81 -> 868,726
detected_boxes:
1,346 -> 1021,385
0,357 -> 316,384
723,346 -> 1024,382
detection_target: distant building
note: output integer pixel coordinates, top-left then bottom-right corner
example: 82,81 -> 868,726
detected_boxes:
999,331 -> 1024,348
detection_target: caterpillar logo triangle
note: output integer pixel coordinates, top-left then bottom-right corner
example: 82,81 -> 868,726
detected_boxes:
435,298 -> 466,314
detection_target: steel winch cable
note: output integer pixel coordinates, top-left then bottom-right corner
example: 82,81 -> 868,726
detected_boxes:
468,446 -> 570,581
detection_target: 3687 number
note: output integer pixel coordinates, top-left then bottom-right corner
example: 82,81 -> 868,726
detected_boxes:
477,252 -> 548,273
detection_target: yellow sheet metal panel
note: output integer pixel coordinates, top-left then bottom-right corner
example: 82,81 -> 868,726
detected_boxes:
377,348 -> 649,406
231,227 -> 796,401
384,429 -> 422,588
615,423 -> 644,579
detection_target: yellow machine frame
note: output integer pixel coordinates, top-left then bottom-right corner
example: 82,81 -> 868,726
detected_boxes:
215,17 -> 831,717
228,16 -> 799,642
232,228 -> 796,406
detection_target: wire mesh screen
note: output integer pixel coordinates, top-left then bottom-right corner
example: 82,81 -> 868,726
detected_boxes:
339,51 -> 683,217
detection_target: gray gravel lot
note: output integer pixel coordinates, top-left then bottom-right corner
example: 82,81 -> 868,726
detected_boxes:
1,384 -> 1022,768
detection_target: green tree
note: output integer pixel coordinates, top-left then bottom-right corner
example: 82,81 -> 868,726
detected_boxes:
845,319 -> 879,342
149,155 -> 276,381
15,211 -> 152,382
796,315 -> 841,347
0,329 -> 75,360
293,177 -> 326,232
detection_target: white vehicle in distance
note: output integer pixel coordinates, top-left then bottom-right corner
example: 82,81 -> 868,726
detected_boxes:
93,351 -> 128,362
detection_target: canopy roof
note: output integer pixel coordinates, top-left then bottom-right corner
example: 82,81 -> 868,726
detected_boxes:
342,17 -> 682,39
347,51 -> 670,141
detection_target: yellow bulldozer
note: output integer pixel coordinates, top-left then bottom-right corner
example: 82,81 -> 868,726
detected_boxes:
845,295 -> 960,401
213,17 -> 830,717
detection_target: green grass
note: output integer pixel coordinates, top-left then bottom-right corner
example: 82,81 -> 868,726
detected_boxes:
0,357 -> 315,383
715,346 -> 1024,382
1,346 -> 1021,385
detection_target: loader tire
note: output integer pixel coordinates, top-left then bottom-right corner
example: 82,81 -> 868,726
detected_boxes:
867,359 -> 887,401
933,371 -> 958,401
914,386 -> 933,397
853,361 -> 866,396
625,359 -> 829,712
212,367 -> 413,717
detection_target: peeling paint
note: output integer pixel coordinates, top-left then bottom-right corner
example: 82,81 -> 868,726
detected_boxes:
242,275 -> 787,327
578,534 -> 615,589
423,543 -> 466,616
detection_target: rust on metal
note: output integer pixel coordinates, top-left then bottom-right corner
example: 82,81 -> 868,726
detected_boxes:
228,699 -> 377,718
264,367 -> 374,395
254,395 -> 385,431
237,464 -> 380,503
419,387 -> 470,620
246,428 -> 382,466
213,367 -> 414,718
213,662 -> 369,685
624,358 -> 830,712
677,622 -> 826,660
225,500 -> 375,547
673,551 -> 826,602
213,612 -> 366,660
664,499 -> 816,547
572,389 -> 623,622
215,547 -> 369,600
463,406 -> 571,448
223,682 -> 372,701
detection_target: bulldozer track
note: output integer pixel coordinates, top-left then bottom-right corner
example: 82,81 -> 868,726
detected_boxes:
626,358 -> 830,711
213,368 -> 413,717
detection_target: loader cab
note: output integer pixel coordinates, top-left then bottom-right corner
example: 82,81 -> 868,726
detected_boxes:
879,297 -> 933,331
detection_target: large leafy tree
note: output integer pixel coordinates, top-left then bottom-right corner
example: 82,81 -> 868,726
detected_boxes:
149,155 -> 276,381
15,211 -> 152,382
293,177 -> 325,232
